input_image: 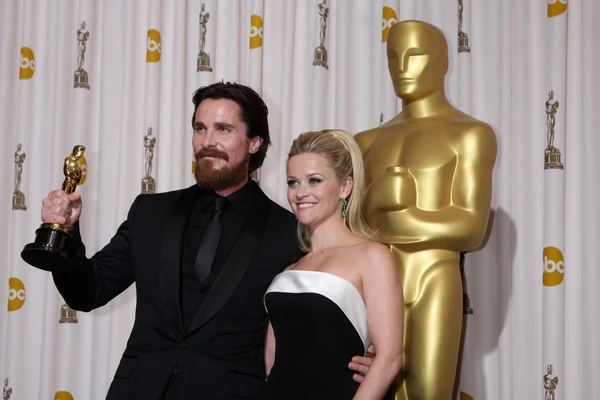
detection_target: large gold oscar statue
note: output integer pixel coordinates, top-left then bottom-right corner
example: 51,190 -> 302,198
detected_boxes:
356,21 -> 497,399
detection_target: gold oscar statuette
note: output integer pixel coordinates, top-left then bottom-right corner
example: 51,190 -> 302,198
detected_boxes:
458,0 -> 470,53
355,20 -> 497,399
73,21 -> 90,89
12,143 -> 27,211
21,145 -> 87,272
544,90 -> 563,169
59,303 -> 78,323
313,0 -> 329,69
543,365 -> 559,399
197,3 -> 213,72
142,127 -> 156,193
3,378 -> 12,400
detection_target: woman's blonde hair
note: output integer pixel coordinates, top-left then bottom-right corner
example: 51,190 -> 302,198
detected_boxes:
287,129 -> 375,252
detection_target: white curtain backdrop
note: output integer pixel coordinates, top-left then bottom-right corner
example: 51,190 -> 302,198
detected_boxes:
1,0 -> 598,399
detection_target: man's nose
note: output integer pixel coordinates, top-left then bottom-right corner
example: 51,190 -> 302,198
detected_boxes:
203,130 -> 217,146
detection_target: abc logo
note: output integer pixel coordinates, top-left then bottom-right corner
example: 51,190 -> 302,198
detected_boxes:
381,7 -> 398,43
460,393 -> 474,400
8,277 -> 26,312
250,15 -> 263,49
55,391 -> 74,400
78,155 -> 88,185
548,0 -> 567,17
19,47 -> 36,80
543,246 -> 565,287
146,29 -> 162,63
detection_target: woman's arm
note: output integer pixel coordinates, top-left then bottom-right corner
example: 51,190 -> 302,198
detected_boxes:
265,322 -> 276,377
353,243 -> 404,400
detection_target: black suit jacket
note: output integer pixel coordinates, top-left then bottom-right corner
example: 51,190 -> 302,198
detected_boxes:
52,181 -> 302,400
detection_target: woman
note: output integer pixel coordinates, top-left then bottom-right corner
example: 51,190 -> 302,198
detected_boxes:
264,130 -> 404,399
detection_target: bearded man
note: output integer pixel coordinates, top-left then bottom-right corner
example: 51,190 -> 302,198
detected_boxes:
40,82 -> 372,400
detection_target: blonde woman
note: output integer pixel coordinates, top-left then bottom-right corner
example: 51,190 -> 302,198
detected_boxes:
264,130 -> 404,399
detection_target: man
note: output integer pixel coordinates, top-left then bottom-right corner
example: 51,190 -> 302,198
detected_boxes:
42,82 -> 371,399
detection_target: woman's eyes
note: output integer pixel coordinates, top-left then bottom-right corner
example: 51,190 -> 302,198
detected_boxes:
287,177 -> 323,187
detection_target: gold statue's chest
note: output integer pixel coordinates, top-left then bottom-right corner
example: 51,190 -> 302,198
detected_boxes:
363,123 -> 457,211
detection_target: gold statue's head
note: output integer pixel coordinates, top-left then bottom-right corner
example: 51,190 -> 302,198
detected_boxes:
72,145 -> 86,159
387,20 -> 448,100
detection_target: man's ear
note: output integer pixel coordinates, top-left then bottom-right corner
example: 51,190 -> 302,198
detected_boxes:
248,136 -> 263,154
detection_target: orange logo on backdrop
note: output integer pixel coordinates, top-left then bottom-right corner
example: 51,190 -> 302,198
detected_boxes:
543,246 -> 565,286
460,392 -> 474,400
8,277 -> 26,312
55,391 -> 74,400
382,7 -> 397,43
19,47 -> 36,79
146,29 -> 162,62
548,0 -> 567,17
250,15 -> 263,49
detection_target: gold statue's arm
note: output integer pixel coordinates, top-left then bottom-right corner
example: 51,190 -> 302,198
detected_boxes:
380,127 -> 497,251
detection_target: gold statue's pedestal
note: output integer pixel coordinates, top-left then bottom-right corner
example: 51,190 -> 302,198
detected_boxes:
59,303 -> 78,323
197,53 -> 213,72
142,177 -> 156,194
74,70 -> 90,89
12,192 -> 26,210
313,47 -> 328,70
458,33 -> 470,53
21,223 -> 74,272
544,147 -> 563,170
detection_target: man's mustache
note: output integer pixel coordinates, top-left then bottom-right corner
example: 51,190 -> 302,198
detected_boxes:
195,148 -> 229,161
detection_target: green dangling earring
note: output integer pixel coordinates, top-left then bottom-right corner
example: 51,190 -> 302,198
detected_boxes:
341,198 -> 348,217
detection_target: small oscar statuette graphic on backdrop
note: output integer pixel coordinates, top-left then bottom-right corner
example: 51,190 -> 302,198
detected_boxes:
73,21 -> 90,89
59,303 -> 78,324
142,127 -> 156,194
21,145 -> 86,272
12,143 -> 27,211
197,4 -> 213,72
458,0 -> 470,53
544,90 -> 563,169
543,365 -> 559,400
313,0 -> 329,69
3,378 -> 12,400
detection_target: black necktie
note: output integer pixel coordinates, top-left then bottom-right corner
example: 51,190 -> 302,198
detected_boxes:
194,197 -> 227,282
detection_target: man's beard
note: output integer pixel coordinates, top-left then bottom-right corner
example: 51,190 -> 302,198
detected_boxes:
194,147 -> 250,191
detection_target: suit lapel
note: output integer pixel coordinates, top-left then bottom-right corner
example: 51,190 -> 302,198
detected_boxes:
186,183 -> 270,334
159,185 -> 197,336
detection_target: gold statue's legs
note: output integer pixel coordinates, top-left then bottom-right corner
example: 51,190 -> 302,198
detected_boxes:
391,248 -> 463,400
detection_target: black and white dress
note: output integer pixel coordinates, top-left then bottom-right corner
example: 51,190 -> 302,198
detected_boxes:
264,270 -> 370,399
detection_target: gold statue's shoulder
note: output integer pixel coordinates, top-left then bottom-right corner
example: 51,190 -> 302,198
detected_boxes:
354,127 -> 381,154
453,117 -> 498,166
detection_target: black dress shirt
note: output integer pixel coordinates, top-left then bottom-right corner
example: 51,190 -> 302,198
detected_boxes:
180,180 -> 253,328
